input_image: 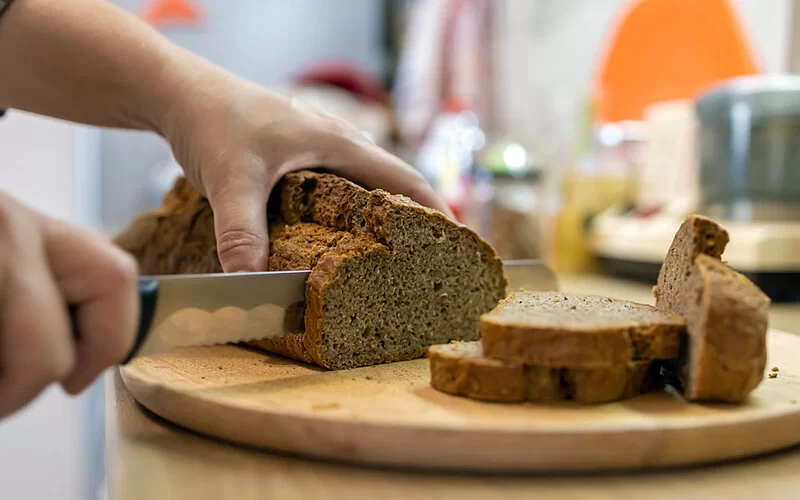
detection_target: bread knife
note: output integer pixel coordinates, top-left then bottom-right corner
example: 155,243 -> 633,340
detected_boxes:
69,261 -> 556,363
68,270 -> 310,363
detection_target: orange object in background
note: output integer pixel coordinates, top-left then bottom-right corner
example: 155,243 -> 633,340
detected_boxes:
595,0 -> 759,124
142,0 -> 204,30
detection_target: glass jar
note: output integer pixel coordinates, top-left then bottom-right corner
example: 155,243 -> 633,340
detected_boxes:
464,142 -> 545,261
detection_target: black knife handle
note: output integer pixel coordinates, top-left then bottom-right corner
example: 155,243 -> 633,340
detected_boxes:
69,279 -> 160,365
122,279 -> 159,364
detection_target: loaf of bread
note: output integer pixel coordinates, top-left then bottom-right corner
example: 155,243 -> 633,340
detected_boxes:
429,341 -> 656,404
115,171 -> 508,370
480,292 -> 686,368
654,215 -> 770,402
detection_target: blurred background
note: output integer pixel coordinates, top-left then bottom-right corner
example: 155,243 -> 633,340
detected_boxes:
2,0 -> 800,498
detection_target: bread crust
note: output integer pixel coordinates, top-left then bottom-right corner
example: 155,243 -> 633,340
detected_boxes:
682,255 -> 770,402
429,342 -> 655,404
480,292 -> 685,369
654,215 -> 770,402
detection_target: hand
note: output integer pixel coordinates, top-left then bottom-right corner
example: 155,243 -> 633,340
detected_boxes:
0,193 -> 138,417
160,71 -> 453,273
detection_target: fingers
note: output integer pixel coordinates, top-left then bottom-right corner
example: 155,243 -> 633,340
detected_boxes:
0,195 -> 75,417
42,219 -> 139,394
361,147 -> 456,219
208,182 -> 270,273
319,123 -> 456,220
0,193 -> 140,417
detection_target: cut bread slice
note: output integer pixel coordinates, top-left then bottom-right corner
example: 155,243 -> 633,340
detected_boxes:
654,215 -> 770,402
480,291 -> 686,369
114,171 -> 507,370
429,341 -> 656,404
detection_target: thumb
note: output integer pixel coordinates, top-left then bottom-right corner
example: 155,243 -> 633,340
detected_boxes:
208,187 -> 269,273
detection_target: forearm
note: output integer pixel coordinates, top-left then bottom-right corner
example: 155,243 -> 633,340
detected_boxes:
0,0 -> 231,133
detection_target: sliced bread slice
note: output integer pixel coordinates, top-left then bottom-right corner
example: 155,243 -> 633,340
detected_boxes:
654,215 -> 770,402
429,341 -> 656,404
480,291 -> 686,369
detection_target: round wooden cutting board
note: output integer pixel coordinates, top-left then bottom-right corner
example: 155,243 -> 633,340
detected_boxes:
121,329 -> 800,472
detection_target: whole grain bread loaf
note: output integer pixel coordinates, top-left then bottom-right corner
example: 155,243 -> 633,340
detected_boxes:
114,171 -> 507,370
480,291 -> 686,368
653,215 -> 770,402
429,341 -> 656,404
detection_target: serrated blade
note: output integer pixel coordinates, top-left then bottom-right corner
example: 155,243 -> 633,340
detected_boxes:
132,270 -> 309,358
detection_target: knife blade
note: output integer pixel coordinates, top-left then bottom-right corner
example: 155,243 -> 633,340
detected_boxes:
69,261 -> 557,362
67,270 -> 310,363
124,270 -> 311,362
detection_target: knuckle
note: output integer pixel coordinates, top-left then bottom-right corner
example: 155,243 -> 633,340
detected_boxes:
409,168 -> 430,186
100,311 -> 137,363
106,249 -> 139,289
31,317 -> 78,383
38,345 -> 76,385
84,333 -> 126,374
217,229 -> 264,255
323,116 -> 361,141
406,172 -> 434,197
205,158 -> 267,201
336,119 -> 359,136
52,350 -> 77,382
216,229 -> 266,269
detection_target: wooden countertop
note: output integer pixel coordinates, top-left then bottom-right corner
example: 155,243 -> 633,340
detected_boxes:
105,275 -> 800,500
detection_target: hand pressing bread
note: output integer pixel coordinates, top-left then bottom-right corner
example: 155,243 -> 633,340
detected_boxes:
161,76 -> 455,273
1,0 -> 452,276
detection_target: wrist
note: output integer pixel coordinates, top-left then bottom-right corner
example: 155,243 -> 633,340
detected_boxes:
144,47 -> 241,139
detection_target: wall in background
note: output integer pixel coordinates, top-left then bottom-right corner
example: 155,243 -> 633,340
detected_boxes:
495,0 -> 792,166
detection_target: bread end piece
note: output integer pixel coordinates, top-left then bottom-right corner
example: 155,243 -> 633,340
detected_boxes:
682,255 -> 770,402
654,214 -> 770,403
